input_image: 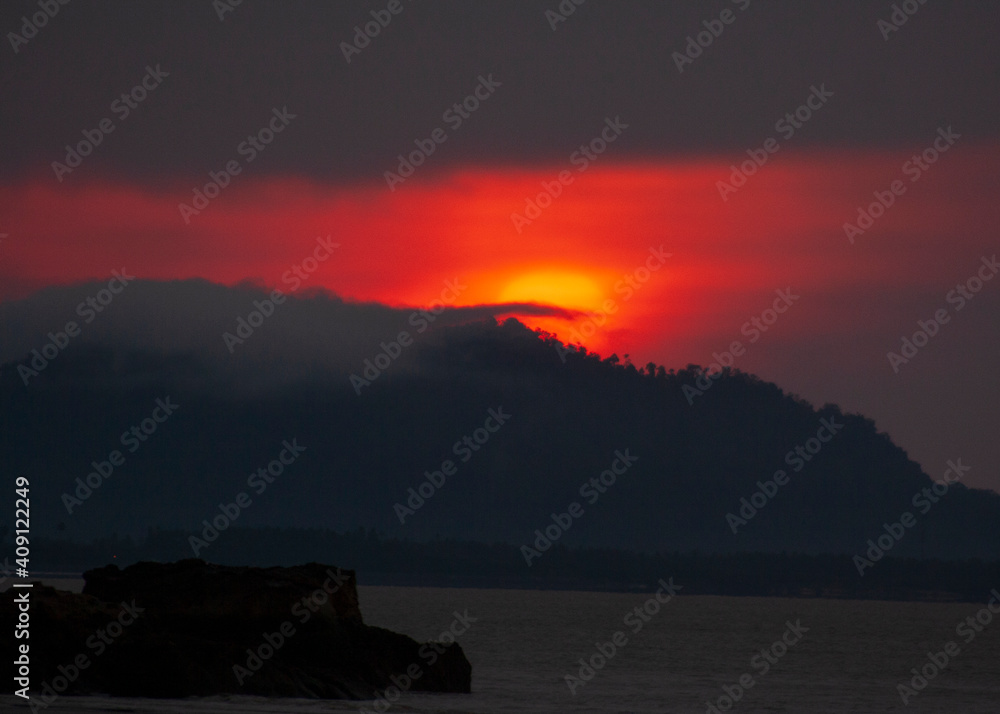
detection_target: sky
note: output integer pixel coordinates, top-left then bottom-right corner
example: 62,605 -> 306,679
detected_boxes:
1,0 -> 999,490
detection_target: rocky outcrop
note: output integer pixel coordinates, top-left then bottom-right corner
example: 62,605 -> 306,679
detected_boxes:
3,560 -> 471,699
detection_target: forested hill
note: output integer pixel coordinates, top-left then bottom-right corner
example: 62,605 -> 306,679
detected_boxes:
1,279 -> 998,561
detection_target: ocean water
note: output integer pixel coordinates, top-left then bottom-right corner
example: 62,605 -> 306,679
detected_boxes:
5,581 -> 1000,713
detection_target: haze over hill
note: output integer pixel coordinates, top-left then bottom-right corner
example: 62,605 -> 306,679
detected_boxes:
1,279 -> 997,562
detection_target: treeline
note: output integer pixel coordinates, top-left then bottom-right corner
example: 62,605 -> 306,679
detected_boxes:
5,311 -> 1000,559
16,526 -> 1000,603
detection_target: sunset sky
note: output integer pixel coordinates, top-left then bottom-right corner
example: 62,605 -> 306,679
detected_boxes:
2,0 -> 999,490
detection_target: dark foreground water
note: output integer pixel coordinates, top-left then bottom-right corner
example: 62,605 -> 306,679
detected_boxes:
4,581 -> 1000,713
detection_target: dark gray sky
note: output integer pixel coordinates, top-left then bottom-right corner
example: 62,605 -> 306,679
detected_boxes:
2,0 -> 999,183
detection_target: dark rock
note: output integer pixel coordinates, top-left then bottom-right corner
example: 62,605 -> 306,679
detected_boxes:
2,560 -> 471,699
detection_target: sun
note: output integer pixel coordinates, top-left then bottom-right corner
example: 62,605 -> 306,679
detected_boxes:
498,270 -> 604,312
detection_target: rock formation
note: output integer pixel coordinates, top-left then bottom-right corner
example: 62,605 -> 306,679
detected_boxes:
3,559 -> 471,699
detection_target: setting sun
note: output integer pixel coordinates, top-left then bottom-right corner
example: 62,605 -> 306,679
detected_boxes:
498,271 -> 604,311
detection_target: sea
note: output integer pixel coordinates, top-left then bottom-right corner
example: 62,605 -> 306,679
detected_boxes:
4,578 -> 1000,713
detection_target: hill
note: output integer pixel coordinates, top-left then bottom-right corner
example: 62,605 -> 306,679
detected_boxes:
1,279 -> 997,562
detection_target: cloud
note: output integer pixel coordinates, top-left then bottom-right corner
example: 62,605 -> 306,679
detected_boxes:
0,278 -> 577,390
3,2 -> 999,183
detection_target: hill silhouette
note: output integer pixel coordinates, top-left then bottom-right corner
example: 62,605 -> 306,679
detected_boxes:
1,279 -> 997,563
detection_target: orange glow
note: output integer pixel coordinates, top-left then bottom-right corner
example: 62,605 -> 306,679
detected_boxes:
2,145 -> 998,365
492,268 -> 611,345
498,270 -> 604,311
